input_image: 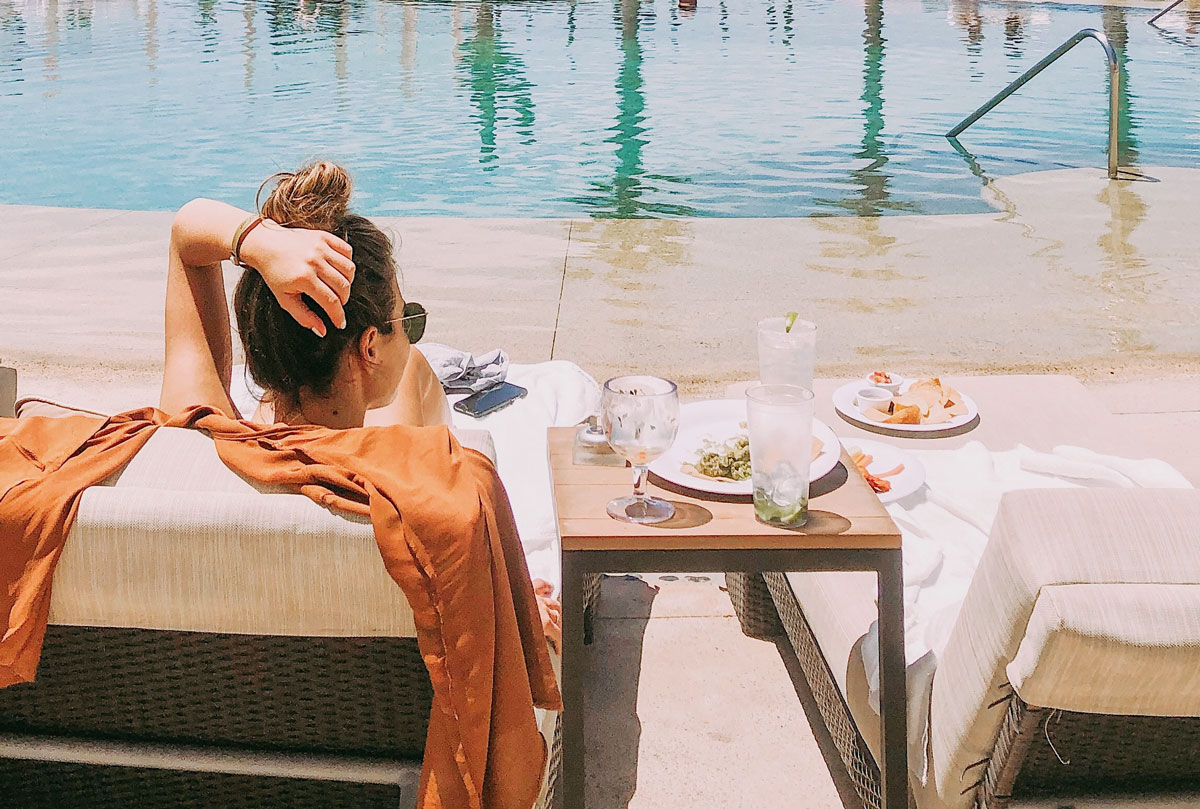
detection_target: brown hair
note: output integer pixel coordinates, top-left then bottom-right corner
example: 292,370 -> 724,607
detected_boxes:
233,161 -> 398,400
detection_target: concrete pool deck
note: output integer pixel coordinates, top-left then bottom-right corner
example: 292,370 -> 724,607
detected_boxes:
1,167 -> 1197,412
2,166 -> 1199,807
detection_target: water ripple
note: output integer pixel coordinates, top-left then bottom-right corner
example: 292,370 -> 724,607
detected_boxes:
0,0 -> 1196,217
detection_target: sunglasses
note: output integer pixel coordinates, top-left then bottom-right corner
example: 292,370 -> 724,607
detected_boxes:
387,301 -> 427,344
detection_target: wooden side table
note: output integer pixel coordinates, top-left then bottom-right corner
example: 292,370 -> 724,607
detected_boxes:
549,426 -> 908,809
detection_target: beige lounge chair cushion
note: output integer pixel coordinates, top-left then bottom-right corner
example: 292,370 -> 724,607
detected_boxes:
15,395 -> 109,420
48,427 -> 418,637
52,485 -> 417,638
1008,582 -> 1200,715
41,417 -> 495,637
928,488 -> 1200,806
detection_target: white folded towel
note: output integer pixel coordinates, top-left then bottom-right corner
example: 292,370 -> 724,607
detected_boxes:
1052,445 -> 1192,489
420,342 -> 510,393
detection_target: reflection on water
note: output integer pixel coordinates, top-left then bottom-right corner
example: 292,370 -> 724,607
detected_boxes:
458,2 -> 536,167
1103,7 -> 1140,168
568,0 -> 696,217
815,0 -> 916,217
1150,7 -> 1200,46
0,0 -> 1197,217
950,0 -> 985,78
1097,177 -> 1154,353
241,0 -> 254,91
1003,11 -> 1026,61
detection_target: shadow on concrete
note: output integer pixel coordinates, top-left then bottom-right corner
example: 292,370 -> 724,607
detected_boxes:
773,637 -> 868,809
583,575 -> 659,808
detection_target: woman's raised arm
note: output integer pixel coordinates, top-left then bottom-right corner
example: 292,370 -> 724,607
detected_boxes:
159,198 -> 355,416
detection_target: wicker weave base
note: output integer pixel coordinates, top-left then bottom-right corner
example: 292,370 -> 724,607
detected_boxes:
545,714 -> 562,808
979,696 -> 1200,808
763,572 -> 883,809
725,571 -> 784,639
759,573 -> 1200,809
583,572 -> 603,644
0,624 -> 563,808
0,626 -> 432,757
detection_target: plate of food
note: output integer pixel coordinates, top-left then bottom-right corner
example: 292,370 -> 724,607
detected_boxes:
833,375 -> 978,434
648,399 -> 841,496
841,438 -> 925,503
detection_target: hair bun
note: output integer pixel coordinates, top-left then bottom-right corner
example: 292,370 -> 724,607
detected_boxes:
258,160 -> 351,230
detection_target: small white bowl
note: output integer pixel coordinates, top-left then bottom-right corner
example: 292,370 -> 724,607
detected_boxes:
854,386 -> 893,414
864,372 -> 904,395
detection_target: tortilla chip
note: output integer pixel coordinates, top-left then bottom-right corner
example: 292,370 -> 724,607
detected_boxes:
924,405 -> 953,424
895,378 -> 944,415
812,436 -> 824,461
885,403 -> 922,424
894,378 -> 973,424
863,408 -> 890,423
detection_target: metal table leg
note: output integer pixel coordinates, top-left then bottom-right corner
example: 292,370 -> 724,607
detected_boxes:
559,553 -> 587,809
877,549 -> 909,809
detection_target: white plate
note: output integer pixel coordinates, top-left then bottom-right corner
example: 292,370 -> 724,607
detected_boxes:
840,438 -> 926,503
832,380 -> 979,434
649,399 -> 840,496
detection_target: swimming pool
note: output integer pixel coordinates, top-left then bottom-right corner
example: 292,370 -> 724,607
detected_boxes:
1,0 -> 1197,217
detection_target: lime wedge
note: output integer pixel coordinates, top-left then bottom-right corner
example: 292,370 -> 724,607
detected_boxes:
784,311 -> 799,333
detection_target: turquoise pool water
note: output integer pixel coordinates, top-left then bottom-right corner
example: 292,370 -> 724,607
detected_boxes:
1,0 -> 1198,217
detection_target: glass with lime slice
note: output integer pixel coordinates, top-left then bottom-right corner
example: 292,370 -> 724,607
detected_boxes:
746,384 -> 813,528
757,315 -> 816,389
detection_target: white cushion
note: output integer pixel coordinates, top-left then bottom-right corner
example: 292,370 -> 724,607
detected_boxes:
51,426 -> 418,637
1008,582 -> 1200,715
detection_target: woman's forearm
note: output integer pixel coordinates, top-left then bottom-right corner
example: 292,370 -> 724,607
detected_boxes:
160,198 -> 244,416
160,195 -> 355,415
171,198 -> 254,268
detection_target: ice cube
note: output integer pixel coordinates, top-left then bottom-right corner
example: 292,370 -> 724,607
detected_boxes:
771,469 -> 807,507
771,461 -> 800,483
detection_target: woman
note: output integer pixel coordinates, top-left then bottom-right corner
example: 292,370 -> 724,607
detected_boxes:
160,160 -> 561,645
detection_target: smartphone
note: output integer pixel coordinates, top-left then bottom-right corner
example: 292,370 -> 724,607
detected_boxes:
453,382 -> 528,419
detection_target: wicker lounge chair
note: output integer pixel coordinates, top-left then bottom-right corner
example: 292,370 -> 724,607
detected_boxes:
731,489 -> 1200,809
0,382 -> 569,808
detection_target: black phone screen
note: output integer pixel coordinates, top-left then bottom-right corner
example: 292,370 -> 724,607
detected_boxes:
455,382 -> 527,417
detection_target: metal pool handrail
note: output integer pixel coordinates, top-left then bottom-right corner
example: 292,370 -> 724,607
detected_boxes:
1149,0 -> 1186,26
947,28 -> 1120,179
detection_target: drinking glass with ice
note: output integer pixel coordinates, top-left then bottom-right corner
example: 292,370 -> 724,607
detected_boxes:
745,384 -> 814,528
757,315 -> 816,389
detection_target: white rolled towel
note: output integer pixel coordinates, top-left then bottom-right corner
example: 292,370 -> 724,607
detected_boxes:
420,343 -> 510,393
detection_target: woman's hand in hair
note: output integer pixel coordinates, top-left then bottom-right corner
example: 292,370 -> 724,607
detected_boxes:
240,223 -> 356,337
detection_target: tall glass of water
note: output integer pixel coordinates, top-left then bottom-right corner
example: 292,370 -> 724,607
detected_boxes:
757,316 -> 817,389
601,376 -> 680,524
746,384 -> 813,528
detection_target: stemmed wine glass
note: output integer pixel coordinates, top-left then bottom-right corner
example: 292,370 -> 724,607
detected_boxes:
601,375 -> 680,524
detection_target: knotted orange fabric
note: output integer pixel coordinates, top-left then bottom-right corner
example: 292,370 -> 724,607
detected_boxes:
0,405 -> 561,809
